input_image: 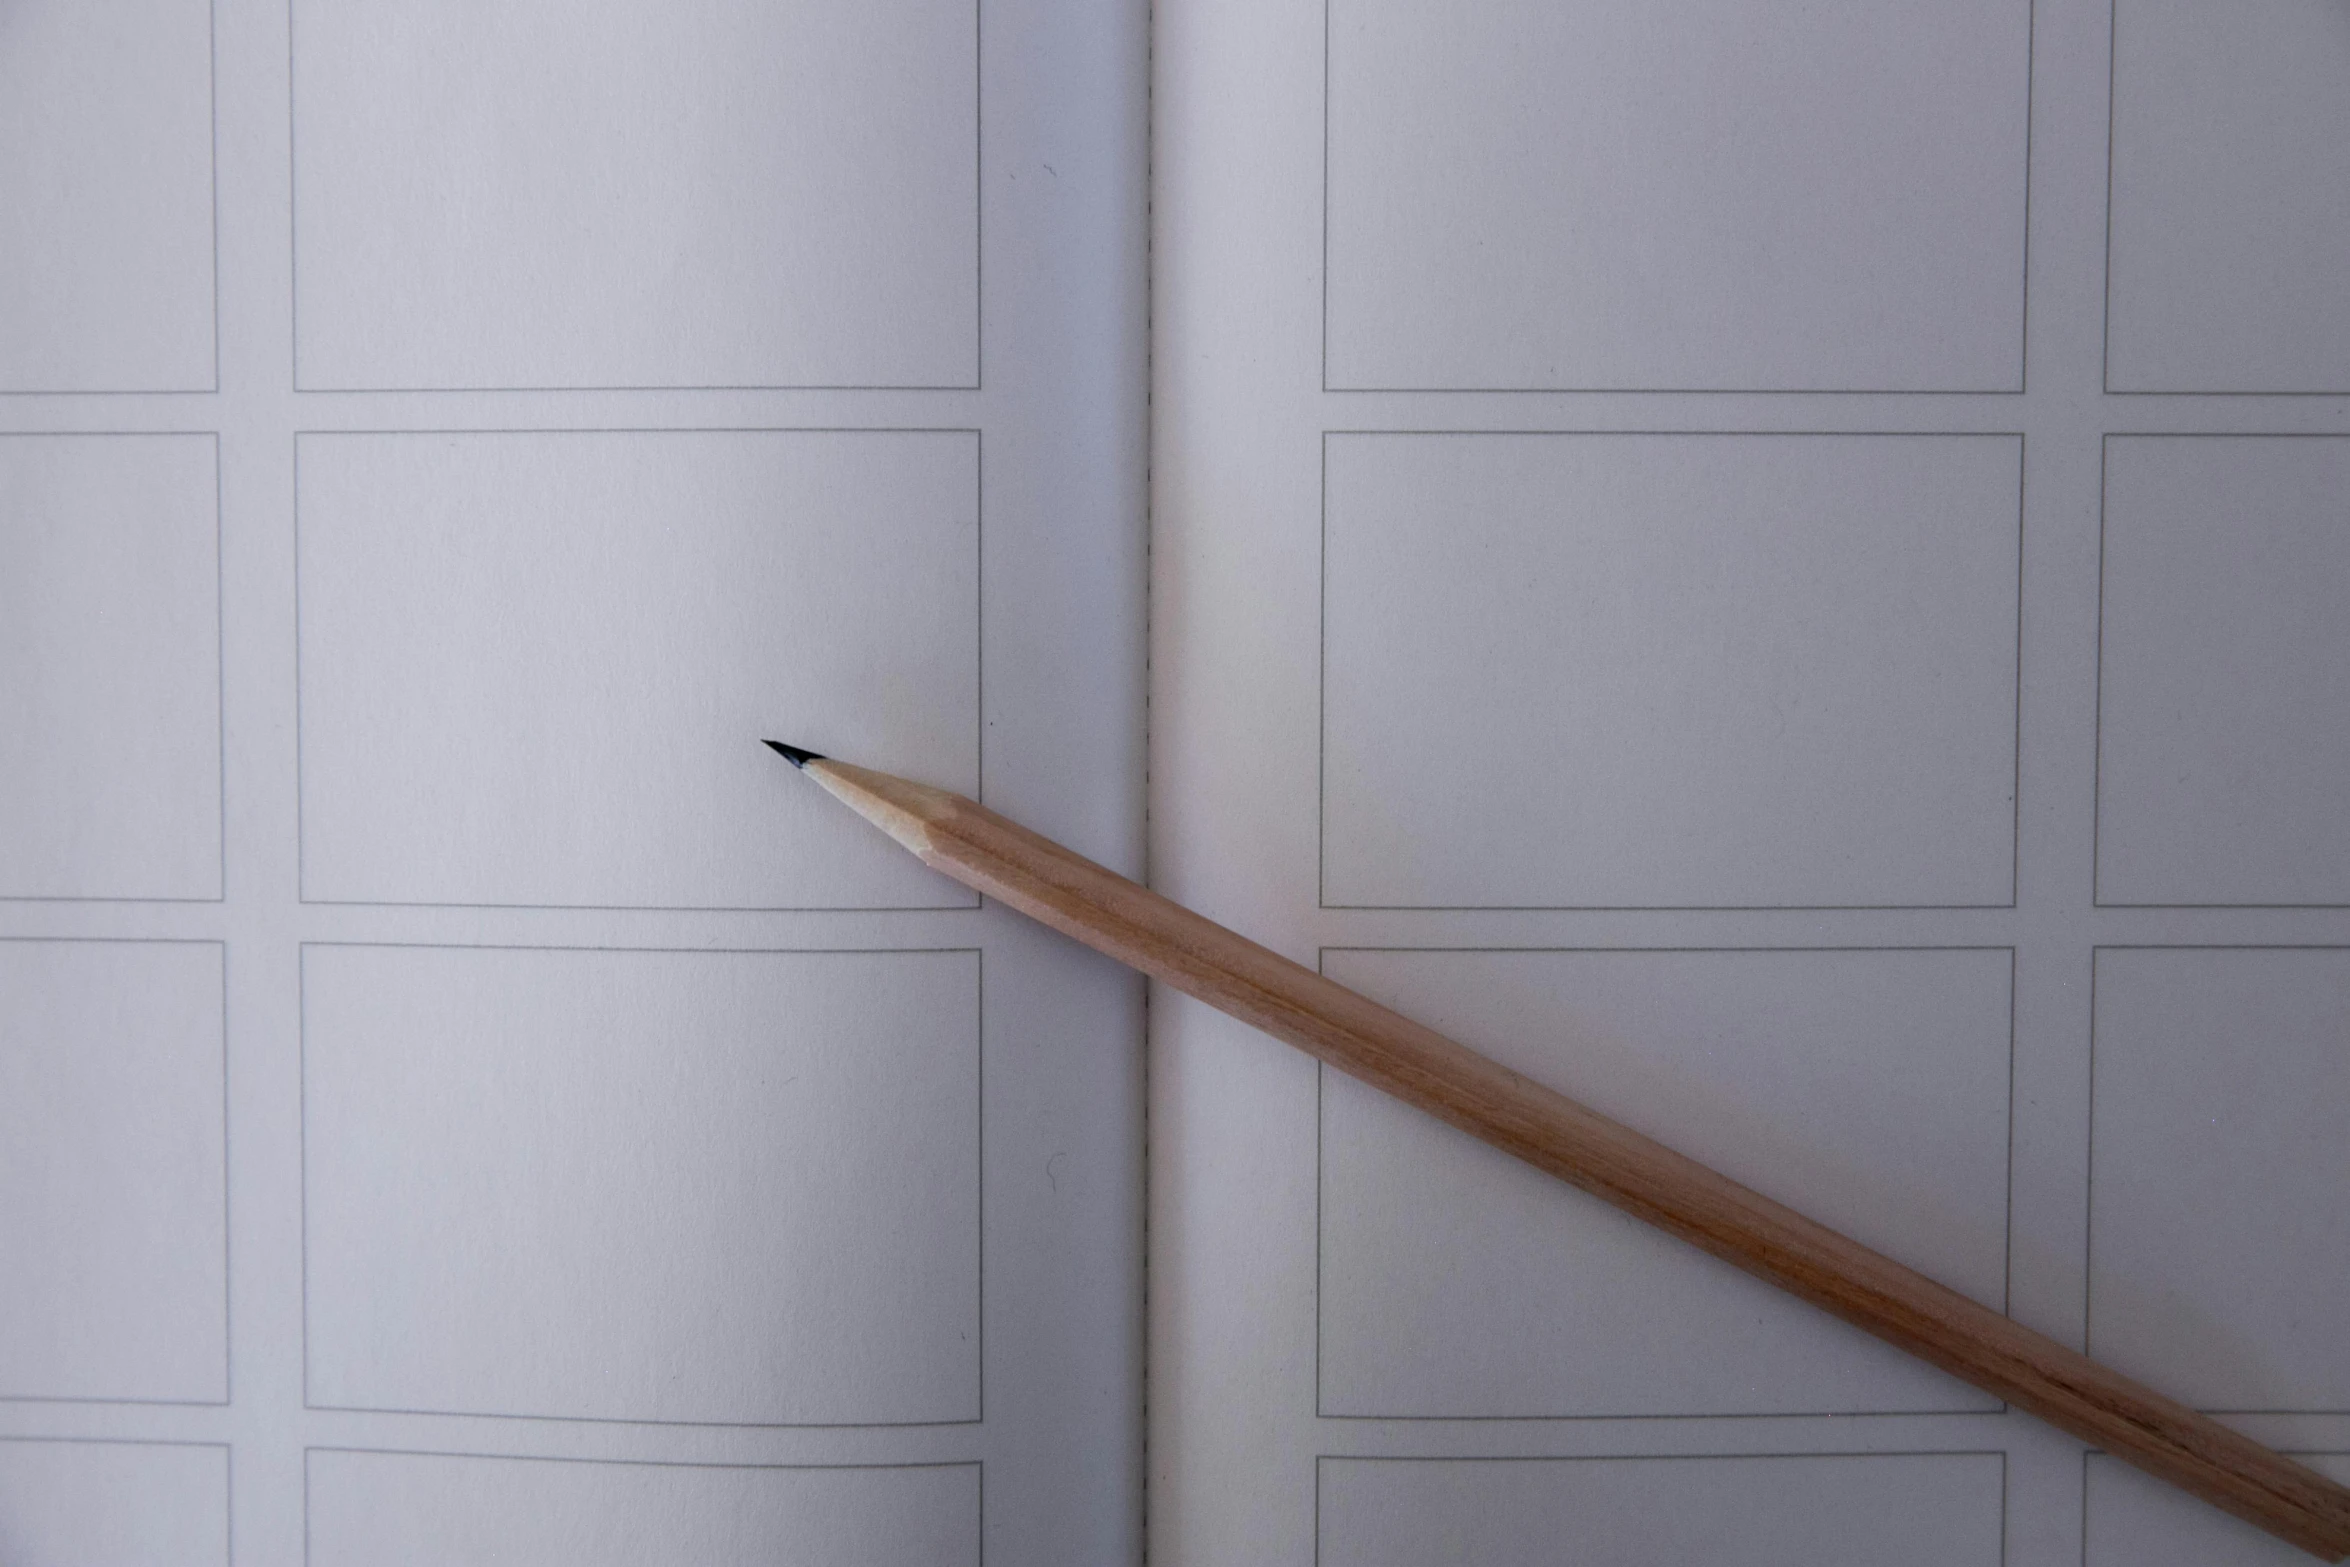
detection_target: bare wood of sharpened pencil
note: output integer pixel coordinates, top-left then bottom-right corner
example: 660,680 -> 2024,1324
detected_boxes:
782,753 -> 2350,1563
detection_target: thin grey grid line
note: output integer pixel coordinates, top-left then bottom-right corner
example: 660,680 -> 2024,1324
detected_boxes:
972,0 -> 983,396
2103,391 -> 2350,400
291,431 -> 307,908
1316,431 -> 1328,907
207,0 -> 221,395
2090,434 -> 2350,910
2010,441 -> 2027,910
212,430 -> 227,903
284,0 -> 298,387
288,380 -> 989,395
296,894 -> 980,914
296,941 -> 986,1431
1316,430 -> 2026,914
305,1446 -> 984,1473
297,1400 -> 987,1432
0,1435 -> 231,1451
1314,1007 -> 1326,1419
1338,385 -> 2037,397
283,0 -> 983,395
217,938 -> 232,1408
2002,948 -> 2019,1321
288,426 -> 984,913
2100,0 -> 2119,394
1319,0 -> 1331,394
297,940 -> 310,1413
2001,1450 -> 2013,1566
2091,445 -> 2109,908
2083,946 -> 2100,1359
975,426 -> 986,809
1310,943 -> 2017,1424
0,389 -> 223,398
975,942 -> 986,1427
2017,0 -> 2036,396
1313,1448 -> 2014,1462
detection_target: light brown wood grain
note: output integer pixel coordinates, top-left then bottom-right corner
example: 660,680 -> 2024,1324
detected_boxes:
800,755 -> 2350,1562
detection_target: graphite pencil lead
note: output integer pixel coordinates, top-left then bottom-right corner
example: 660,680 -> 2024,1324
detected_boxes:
762,740 -> 825,769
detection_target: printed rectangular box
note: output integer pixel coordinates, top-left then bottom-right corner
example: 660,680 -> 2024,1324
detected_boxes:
1318,946 -> 2012,1417
0,1439 -> 228,1567
2089,948 -> 2350,1412
0,940 -> 226,1404
0,0 -> 213,391
306,1450 -> 979,1567
1324,0 -> 2028,390
1317,1453 -> 2004,1567
0,434 -> 220,901
1322,432 -> 2020,909
2106,0 -> 2350,391
296,429 -> 979,911
2096,437 -> 2350,906
303,944 -> 981,1425
290,0 -> 976,389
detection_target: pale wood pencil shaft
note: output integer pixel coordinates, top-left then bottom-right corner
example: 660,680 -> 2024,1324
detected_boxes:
796,755 -> 2350,1562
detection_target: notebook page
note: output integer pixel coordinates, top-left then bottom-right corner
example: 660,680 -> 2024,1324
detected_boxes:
0,1 -> 1145,1562
1149,0 -> 2350,1562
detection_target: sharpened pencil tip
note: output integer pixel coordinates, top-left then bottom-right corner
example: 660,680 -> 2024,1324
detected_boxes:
763,740 -> 825,769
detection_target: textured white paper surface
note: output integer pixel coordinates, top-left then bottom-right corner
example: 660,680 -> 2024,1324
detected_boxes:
0,0 -> 1145,1560
1149,0 -> 2350,1560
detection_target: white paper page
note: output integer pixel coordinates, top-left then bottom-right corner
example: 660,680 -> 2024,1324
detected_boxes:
0,1 -> 1146,1563
1149,0 -> 2350,1563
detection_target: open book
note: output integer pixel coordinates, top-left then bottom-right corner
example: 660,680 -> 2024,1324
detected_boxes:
5,0 -> 2347,1561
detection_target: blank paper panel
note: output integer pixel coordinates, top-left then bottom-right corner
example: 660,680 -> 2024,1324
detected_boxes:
290,0 -> 976,389
2097,439 -> 2350,906
1325,0 -> 2028,391
2087,1453 -> 2350,1567
0,1441 -> 227,1567
0,0 -> 213,391
1322,434 -> 2019,909
0,435 -> 220,900
296,430 -> 977,910
0,942 -> 225,1403
1320,948 -> 2011,1417
303,944 -> 979,1424
2107,0 -> 2350,391
1319,1453 -> 2004,1567
2089,949 -> 2350,1411
307,1451 -> 979,1567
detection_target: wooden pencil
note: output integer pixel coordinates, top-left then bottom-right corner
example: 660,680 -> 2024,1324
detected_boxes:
768,743 -> 2350,1563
